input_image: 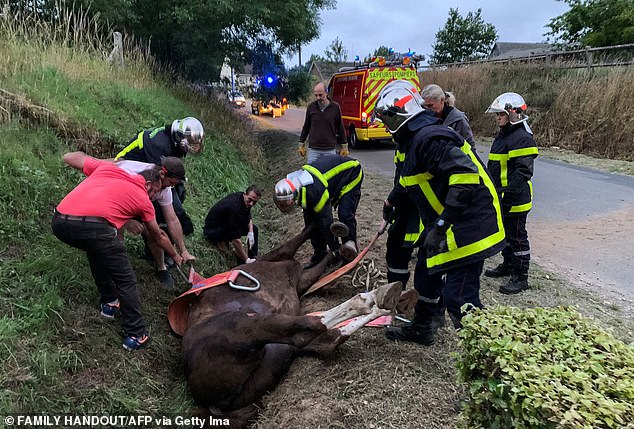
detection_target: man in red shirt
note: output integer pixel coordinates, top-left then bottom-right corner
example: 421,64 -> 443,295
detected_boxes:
52,152 -> 183,351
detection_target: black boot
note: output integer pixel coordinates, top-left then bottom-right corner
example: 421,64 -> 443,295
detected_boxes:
385,321 -> 434,346
303,252 -> 327,270
499,274 -> 529,294
484,263 -> 511,278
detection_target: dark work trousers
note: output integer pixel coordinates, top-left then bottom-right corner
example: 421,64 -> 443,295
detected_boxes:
501,213 -> 530,277
204,224 -> 259,259
304,209 -> 337,258
51,214 -> 146,337
413,250 -> 484,329
385,220 -> 415,288
335,185 -> 362,244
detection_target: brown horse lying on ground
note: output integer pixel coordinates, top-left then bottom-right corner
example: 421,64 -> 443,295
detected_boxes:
170,226 -> 413,428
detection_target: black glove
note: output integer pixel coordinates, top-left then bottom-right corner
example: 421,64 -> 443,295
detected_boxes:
382,200 -> 395,221
423,223 -> 448,254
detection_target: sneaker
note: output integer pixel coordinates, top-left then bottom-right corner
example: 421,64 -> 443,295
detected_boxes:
329,221 -> 349,238
158,269 -> 176,291
484,263 -> 511,278
339,240 -> 358,261
99,299 -> 120,319
385,322 -> 434,346
122,332 -> 149,351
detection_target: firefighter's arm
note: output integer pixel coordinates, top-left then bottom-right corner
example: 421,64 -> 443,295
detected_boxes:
507,136 -> 538,194
160,203 -> 195,263
433,143 -> 479,225
143,218 -> 183,267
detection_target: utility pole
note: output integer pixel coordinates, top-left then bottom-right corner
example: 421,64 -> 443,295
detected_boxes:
298,43 -> 302,68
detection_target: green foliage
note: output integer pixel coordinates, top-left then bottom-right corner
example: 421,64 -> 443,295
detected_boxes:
66,0 -> 336,80
546,0 -> 634,47
287,67 -> 312,104
325,37 -> 348,63
430,8 -> 497,64
373,46 -> 391,57
13,67 -> 190,146
457,306 -> 634,428
0,9 -> 264,416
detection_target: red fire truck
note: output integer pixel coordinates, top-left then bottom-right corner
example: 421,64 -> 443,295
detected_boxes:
328,57 -> 421,149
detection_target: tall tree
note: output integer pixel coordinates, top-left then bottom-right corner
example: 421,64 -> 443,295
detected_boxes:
430,8 -> 497,64
546,0 -> 634,47
66,0 -> 335,81
373,46 -> 391,57
324,37 -> 348,62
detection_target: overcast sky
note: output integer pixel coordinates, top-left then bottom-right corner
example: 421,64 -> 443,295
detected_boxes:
285,0 -> 571,67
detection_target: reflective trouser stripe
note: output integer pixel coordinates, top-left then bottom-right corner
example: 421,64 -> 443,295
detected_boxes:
419,296 -> 440,304
514,250 -> 531,256
387,267 -> 410,274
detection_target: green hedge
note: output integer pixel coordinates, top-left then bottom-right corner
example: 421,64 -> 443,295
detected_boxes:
457,306 -> 634,428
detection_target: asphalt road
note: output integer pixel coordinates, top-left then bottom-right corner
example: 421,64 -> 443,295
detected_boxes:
252,106 -> 634,303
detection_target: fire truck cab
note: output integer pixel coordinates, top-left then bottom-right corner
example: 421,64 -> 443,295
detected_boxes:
328,57 -> 421,149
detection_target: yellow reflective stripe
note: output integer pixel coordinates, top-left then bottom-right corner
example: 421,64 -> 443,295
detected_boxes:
487,153 -> 508,161
449,173 -> 479,185
114,131 -> 144,160
323,160 -> 359,180
426,141 -> 506,269
302,165 -> 328,187
314,190 -> 330,213
399,172 -> 434,186
509,181 -> 534,213
300,188 -> 307,208
149,126 -> 165,138
394,151 -> 405,164
427,227 -> 506,269
509,147 -> 539,158
445,227 -> 457,251
337,169 -> 363,200
404,219 -> 424,244
399,173 -> 444,215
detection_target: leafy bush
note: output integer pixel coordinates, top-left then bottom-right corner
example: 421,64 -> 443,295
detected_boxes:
457,306 -> 634,428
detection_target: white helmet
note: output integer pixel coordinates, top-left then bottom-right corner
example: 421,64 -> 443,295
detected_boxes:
486,92 -> 529,125
171,117 -> 204,153
374,80 -> 424,133
273,170 -> 314,213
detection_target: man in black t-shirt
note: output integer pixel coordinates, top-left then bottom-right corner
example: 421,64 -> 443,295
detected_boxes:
203,185 -> 261,264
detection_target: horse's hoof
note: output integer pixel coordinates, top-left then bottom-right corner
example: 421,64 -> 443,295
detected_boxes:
374,282 -> 402,310
329,221 -> 349,238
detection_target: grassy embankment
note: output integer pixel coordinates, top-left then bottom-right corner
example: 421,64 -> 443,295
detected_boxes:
420,63 -> 634,164
0,9 -> 265,416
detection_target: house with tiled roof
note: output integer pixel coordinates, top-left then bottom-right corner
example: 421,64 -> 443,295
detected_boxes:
488,42 -> 553,60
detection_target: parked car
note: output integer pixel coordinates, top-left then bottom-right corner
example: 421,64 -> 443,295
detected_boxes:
227,90 -> 246,108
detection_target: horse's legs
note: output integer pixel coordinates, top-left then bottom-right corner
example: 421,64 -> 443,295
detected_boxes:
258,225 -> 313,262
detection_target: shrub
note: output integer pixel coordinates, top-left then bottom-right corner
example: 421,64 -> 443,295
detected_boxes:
457,306 -> 634,428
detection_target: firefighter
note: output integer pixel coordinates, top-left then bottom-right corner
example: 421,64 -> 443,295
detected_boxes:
273,154 -> 363,268
115,117 -> 203,282
374,80 -> 505,345
483,92 -> 538,294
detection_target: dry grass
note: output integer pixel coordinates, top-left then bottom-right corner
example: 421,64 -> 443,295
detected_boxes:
0,4 -> 156,91
247,128 -> 634,429
419,64 -> 634,161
